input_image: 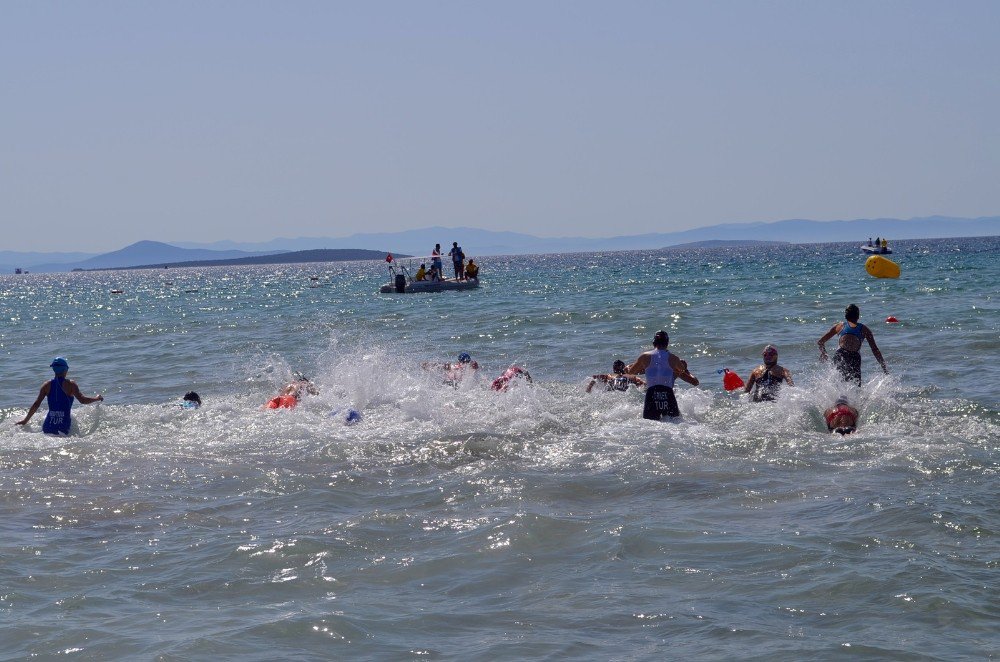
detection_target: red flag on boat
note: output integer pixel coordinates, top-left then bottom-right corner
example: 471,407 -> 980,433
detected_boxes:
385,253 -> 393,262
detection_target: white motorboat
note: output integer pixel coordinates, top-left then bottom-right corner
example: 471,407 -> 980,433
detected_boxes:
379,256 -> 480,293
861,244 -> 892,255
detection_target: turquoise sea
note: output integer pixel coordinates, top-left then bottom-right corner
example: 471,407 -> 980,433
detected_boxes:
1,237 -> 997,659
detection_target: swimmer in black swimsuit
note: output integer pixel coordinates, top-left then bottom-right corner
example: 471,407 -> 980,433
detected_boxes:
817,304 -> 888,386
586,360 -> 645,393
744,345 -> 794,402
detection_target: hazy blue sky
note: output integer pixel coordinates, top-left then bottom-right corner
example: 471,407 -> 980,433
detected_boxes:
3,1 -> 998,252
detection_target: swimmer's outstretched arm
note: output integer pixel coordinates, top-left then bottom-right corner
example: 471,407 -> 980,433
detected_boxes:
672,357 -> 699,386
16,382 -> 50,425
69,380 -> 103,404
864,327 -> 889,373
626,353 -> 650,375
817,323 -> 841,360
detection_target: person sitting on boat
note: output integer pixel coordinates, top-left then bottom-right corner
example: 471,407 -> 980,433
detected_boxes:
868,237 -> 873,247
414,263 -> 427,281
491,365 -> 532,391
423,352 -> 479,386
586,360 -> 645,393
744,344 -> 794,402
825,395 -> 858,435
265,376 -> 318,409
427,264 -> 442,281
464,259 -> 479,281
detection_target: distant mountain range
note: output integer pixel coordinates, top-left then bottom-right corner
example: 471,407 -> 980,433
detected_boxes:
4,216 -> 997,273
170,215 -> 1000,256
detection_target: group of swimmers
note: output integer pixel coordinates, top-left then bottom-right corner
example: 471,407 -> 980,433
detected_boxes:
581,303 -> 886,433
16,303 -> 886,436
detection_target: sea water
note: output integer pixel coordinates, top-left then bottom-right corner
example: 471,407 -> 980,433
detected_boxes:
0,237 -> 996,659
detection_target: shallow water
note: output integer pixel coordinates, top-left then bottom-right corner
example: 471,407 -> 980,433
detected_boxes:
1,237 -> 997,658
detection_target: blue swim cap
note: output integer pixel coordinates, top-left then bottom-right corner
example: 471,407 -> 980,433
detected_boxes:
330,408 -> 363,425
50,357 -> 69,372
458,352 -> 472,363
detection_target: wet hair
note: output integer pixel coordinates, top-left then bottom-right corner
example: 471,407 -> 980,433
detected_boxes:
183,391 -> 202,405
845,304 -> 860,323
613,360 -> 626,374
653,331 -> 669,349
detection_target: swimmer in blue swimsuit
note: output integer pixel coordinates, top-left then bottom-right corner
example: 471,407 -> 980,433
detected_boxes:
17,357 -> 104,434
818,304 -> 888,386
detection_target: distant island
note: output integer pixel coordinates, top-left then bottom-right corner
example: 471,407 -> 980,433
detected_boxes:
90,248 -> 407,271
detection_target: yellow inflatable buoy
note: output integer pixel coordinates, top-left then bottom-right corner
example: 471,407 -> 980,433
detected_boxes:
865,255 -> 900,279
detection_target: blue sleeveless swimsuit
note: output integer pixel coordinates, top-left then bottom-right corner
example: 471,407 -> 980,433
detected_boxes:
43,377 -> 73,435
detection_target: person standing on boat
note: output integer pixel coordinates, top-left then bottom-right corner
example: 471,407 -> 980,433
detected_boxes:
627,331 -> 699,420
431,244 -> 443,276
817,304 -> 888,386
449,242 -> 465,280
744,344 -> 794,402
16,357 -> 104,434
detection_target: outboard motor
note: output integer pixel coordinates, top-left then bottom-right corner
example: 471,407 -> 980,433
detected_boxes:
394,274 -> 406,293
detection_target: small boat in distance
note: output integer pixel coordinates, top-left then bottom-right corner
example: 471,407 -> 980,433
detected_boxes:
379,256 -> 479,293
861,244 -> 892,255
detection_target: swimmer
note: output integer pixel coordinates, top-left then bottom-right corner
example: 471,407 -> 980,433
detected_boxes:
265,376 -> 318,409
181,391 -> 202,409
627,331 -> 699,420
491,365 -> 532,391
818,304 -> 888,386
744,345 -> 794,402
17,357 -> 104,434
586,360 -> 645,393
422,352 -> 480,386
824,395 -> 859,435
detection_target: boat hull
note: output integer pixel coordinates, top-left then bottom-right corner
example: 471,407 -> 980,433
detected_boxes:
379,279 -> 480,293
861,245 -> 892,255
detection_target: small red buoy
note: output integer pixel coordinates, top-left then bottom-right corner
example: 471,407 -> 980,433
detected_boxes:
721,368 -> 745,391
885,316 -> 899,323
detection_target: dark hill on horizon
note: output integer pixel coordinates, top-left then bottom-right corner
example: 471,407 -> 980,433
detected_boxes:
34,240 -> 282,273
92,248 -> 408,271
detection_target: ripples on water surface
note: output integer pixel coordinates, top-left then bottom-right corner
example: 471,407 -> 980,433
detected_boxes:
0,238 -> 997,658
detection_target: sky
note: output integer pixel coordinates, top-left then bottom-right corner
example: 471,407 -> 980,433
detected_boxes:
3,1 -> 999,252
